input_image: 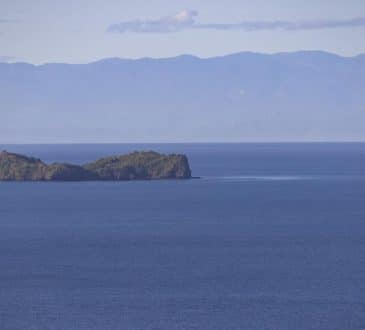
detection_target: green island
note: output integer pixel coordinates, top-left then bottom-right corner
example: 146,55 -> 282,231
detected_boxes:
0,150 -> 192,181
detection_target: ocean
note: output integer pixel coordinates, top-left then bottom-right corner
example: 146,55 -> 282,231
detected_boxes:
1,143 -> 365,330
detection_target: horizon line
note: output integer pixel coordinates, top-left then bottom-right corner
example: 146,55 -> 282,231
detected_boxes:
1,49 -> 364,66
2,141 -> 365,146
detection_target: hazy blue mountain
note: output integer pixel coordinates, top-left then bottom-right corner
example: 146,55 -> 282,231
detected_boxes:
1,51 -> 364,142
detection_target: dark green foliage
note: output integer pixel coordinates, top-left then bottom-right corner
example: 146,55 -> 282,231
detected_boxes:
45,163 -> 97,181
0,150 -> 192,181
0,151 -> 47,181
84,151 -> 191,180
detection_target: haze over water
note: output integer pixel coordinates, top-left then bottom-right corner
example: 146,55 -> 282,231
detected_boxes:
1,143 -> 365,330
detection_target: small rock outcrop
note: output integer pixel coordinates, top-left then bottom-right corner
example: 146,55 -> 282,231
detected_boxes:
0,150 -> 192,181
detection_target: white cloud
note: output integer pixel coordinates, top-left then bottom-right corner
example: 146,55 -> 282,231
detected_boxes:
107,11 -> 365,34
197,17 -> 365,31
0,18 -> 21,23
107,9 -> 197,33
0,56 -> 17,63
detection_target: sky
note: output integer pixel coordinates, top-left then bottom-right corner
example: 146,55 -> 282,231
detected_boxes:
1,0 -> 365,64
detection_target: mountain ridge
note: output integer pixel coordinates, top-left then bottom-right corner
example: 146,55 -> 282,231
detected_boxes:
1,51 -> 364,143
1,51 -> 364,66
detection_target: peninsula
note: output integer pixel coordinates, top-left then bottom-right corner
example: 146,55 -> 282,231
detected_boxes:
0,150 -> 192,181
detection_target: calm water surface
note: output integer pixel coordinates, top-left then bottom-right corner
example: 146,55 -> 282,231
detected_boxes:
1,143 -> 365,330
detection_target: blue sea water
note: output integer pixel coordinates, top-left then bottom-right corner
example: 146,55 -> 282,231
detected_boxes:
1,143 -> 365,330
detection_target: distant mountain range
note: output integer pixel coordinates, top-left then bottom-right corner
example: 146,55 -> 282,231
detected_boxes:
1,51 -> 364,143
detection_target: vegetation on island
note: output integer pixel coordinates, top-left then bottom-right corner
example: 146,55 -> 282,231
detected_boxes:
0,150 -> 192,181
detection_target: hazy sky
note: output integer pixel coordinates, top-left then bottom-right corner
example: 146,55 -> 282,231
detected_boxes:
1,0 -> 365,64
